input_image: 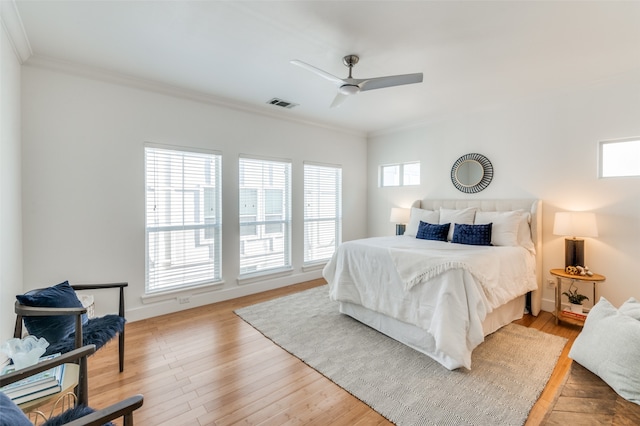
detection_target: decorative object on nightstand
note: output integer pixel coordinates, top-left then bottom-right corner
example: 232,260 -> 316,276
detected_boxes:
562,283 -> 589,314
553,211 -> 598,268
550,268 -> 606,326
390,207 -> 410,235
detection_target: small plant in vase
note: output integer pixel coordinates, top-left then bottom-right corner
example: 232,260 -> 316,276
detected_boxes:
563,283 -> 589,314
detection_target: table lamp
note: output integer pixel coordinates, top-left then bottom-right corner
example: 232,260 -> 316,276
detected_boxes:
390,208 -> 410,235
553,212 -> 598,267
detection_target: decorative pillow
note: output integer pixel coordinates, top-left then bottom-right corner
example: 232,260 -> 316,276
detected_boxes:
516,211 -> 535,252
405,208 -> 439,237
0,392 -> 32,426
620,297 -> 640,321
475,210 -> 520,246
451,223 -> 493,246
439,207 -> 476,241
16,281 -> 87,344
569,297 -> 640,405
416,221 -> 450,242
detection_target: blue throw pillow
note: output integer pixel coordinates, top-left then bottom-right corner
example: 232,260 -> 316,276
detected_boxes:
452,223 -> 493,246
16,281 -> 87,345
416,221 -> 450,242
0,392 -> 32,426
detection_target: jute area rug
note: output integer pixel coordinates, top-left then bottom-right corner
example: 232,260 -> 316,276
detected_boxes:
235,286 -> 567,426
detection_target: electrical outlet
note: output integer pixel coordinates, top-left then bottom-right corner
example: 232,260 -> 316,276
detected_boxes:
547,279 -> 555,288
178,296 -> 190,304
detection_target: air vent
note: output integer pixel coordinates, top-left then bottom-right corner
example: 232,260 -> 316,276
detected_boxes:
267,98 -> 298,109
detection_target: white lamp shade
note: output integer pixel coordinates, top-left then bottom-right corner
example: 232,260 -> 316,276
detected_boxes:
553,212 -> 598,238
389,207 -> 410,224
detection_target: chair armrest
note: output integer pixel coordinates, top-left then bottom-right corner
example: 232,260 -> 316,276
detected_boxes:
71,282 -> 128,291
14,303 -> 87,317
0,345 -> 96,388
63,394 -> 144,426
71,282 -> 128,318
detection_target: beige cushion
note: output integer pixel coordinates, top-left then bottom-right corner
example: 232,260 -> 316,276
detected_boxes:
569,297 -> 640,405
620,297 -> 640,321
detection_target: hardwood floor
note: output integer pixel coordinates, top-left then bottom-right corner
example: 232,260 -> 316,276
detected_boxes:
72,280 -> 581,425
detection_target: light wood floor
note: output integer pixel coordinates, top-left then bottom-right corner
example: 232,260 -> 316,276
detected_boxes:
72,279 -> 581,425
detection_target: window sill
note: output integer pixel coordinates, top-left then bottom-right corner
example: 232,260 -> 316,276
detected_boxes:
302,262 -> 327,273
237,267 -> 293,285
141,280 -> 225,304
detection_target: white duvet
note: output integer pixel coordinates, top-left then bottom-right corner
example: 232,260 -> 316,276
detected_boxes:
322,236 -> 537,369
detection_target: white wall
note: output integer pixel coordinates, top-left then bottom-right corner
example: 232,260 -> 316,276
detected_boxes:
0,25 -> 23,350
21,65 -> 367,321
368,71 -> 640,311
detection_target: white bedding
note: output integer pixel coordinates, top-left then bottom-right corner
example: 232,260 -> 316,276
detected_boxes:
322,235 -> 537,370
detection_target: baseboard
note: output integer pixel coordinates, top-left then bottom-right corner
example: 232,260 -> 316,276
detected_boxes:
125,269 -> 324,322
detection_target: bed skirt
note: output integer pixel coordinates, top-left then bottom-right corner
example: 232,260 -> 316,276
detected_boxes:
339,295 -> 525,370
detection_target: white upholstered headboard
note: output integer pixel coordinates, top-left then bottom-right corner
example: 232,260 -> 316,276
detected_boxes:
411,198 -> 543,316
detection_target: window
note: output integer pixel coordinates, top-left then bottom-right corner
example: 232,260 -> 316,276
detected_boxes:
403,162 -> 421,185
304,163 -> 342,265
145,145 -> 222,293
381,164 -> 400,187
239,156 -> 291,276
380,162 -> 420,187
600,138 -> 640,178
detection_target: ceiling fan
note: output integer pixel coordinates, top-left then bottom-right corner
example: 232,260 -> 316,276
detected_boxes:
291,54 -> 423,108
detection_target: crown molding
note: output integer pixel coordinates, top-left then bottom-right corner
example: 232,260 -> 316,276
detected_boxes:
24,54 -> 366,139
0,0 -> 32,63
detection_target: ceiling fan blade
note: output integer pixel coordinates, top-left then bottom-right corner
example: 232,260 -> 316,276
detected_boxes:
290,60 -> 344,85
359,73 -> 423,92
330,93 -> 349,108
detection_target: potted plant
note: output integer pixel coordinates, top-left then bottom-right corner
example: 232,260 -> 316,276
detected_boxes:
563,284 -> 589,313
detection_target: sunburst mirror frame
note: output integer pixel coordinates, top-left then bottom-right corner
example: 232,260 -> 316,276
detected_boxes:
451,153 -> 494,194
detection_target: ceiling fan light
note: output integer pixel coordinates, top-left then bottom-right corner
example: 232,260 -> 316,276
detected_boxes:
339,85 -> 360,95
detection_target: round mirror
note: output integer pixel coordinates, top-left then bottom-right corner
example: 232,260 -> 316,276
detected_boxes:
451,153 -> 493,193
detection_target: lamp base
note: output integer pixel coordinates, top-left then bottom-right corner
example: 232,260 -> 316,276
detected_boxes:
396,224 -> 406,236
565,238 -> 585,267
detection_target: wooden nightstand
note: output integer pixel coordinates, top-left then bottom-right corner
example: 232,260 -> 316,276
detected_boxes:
550,268 -> 606,326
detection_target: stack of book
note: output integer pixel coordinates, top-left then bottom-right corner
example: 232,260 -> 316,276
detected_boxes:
0,353 -> 64,405
561,309 -> 588,321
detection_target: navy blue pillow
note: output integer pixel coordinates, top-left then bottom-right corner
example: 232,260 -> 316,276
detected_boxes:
16,281 -> 87,345
452,223 -> 493,246
416,221 -> 450,241
0,392 -> 32,426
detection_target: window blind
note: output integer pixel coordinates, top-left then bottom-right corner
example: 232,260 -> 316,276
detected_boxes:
239,156 -> 291,276
145,146 -> 222,293
304,163 -> 342,265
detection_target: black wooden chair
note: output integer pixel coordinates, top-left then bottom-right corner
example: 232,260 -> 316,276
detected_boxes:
14,282 -> 128,373
0,345 -> 143,426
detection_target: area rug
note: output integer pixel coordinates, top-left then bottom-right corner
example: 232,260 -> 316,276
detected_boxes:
235,286 -> 567,426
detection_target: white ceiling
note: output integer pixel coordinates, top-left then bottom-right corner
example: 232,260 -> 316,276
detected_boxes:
10,0 -> 640,134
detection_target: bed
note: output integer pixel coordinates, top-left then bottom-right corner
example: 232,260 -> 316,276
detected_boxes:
322,199 -> 542,370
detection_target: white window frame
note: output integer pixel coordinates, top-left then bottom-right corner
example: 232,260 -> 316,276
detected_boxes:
380,162 -> 420,187
599,137 -> 640,178
144,144 -> 222,294
303,162 -> 342,267
238,155 -> 292,278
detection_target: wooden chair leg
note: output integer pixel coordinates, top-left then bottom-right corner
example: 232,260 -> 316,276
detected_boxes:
119,328 -> 125,373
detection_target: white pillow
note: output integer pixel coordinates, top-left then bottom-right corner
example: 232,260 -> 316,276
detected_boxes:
474,211 -> 521,246
440,207 -> 476,241
517,211 -> 535,252
569,297 -> 640,405
620,297 -> 640,321
405,207 -> 439,237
